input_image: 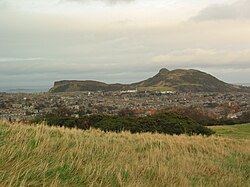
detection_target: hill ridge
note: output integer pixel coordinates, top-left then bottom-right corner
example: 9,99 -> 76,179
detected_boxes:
49,68 -> 250,93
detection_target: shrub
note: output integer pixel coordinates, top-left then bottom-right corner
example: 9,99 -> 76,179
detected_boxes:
33,112 -> 214,136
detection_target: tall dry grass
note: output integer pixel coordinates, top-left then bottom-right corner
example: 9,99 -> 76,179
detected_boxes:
0,121 -> 249,187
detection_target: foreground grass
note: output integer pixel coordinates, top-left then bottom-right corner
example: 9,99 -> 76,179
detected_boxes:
0,121 -> 250,187
210,124 -> 250,140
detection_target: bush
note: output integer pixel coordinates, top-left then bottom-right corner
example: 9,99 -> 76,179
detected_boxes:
33,112 -> 214,136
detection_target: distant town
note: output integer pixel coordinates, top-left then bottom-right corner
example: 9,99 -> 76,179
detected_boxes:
0,90 -> 249,122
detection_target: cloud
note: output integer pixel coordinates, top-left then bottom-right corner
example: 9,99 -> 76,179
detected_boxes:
152,48 -> 250,67
64,0 -> 135,5
0,57 -> 44,62
0,0 -> 8,9
192,0 -> 250,21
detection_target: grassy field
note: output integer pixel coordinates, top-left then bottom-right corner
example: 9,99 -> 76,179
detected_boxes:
137,86 -> 175,92
209,124 -> 250,140
0,121 -> 250,187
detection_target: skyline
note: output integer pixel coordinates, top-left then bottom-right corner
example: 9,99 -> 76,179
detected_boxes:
0,0 -> 250,88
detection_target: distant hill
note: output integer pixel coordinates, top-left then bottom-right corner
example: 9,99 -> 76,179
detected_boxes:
0,86 -> 49,93
49,68 -> 250,93
237,83 -> 250,87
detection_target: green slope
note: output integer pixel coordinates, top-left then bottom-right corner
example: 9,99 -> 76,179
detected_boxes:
209,124 -> 250,140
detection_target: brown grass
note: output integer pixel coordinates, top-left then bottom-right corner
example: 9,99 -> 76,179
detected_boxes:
0,121 -> 249,187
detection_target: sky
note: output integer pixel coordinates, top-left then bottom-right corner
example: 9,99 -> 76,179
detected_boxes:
0,0 -> 250,89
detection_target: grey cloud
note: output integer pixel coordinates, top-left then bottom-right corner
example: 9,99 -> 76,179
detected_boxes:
64,0 -> 135,5
0,1 -> 8,9
151,48 -> 250,69
192,0 -> 250,21
0,57 -> 44,62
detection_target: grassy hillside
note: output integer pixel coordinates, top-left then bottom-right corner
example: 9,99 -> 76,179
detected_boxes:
209,124 -> 250,140
0,121 -> 250,187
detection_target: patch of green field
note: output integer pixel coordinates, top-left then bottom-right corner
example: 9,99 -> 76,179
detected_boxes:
209,124 -> 250,140
137,86 -> 175,92
178,83 -> 202,86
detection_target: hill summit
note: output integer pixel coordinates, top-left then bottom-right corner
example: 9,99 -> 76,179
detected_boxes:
49,68 -> 249,93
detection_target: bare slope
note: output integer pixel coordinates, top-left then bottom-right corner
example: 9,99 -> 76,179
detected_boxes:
0,121 -> 249,186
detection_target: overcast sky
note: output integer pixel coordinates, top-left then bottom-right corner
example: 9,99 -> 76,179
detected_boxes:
0,0 -> 250,89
